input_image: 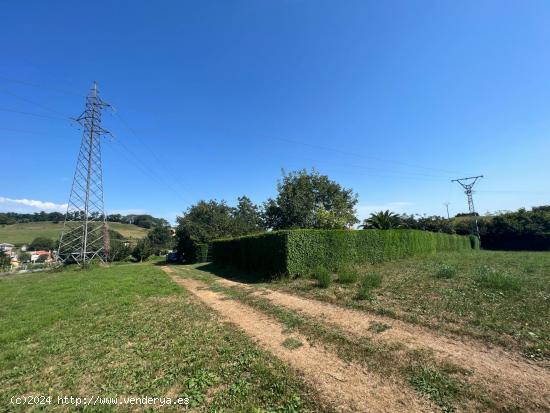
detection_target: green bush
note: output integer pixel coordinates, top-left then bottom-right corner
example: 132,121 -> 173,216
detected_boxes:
435,264 -> 457,279
312,266 -> 331,288
475,266 -> 523,291
356,273 -> 383,300
212,229 -> 474,278
337,265 -> 359,284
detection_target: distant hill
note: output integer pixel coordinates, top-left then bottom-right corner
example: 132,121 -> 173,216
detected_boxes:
0,221 -> 149,246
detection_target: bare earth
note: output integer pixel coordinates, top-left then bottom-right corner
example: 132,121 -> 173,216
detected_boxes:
211,274 -> 550,411
162,266 -> 435,413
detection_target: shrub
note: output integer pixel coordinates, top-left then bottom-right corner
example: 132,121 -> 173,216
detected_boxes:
435,264 -> 457,279
474,266 -> 522,291
337,265 -> 359,284
212,229 -> 474,278
312,266 -> 331,288
356,272 -> 383,300
360,272 -> 383,289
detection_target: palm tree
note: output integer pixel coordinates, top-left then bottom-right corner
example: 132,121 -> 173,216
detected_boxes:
360,210 -> 402,229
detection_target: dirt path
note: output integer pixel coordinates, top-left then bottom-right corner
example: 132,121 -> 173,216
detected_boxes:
209,274 -> 550,410
162,266 -> 434,413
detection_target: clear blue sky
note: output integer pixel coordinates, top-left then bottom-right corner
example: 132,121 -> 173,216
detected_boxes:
1,1 -> 549,223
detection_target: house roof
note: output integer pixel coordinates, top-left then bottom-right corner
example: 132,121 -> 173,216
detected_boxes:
30,250 -> 51,255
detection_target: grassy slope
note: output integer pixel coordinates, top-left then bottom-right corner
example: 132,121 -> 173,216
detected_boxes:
0,221 -> 148,245
234,250 -> 550,359
0,264 -> 323,412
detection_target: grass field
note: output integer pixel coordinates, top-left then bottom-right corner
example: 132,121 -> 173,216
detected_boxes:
170,251 -> 550,412
0,264 -> 323,412
0,221 -> 148,245
261,250 -> 550,359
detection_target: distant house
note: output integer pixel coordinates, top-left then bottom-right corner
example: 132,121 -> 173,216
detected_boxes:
30,250 -> 53,263
0,243 -> 15,254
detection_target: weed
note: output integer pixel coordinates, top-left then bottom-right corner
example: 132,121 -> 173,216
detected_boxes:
312,266 -> 331,288
475,266 -> 523,291
408,364 -> 463,412
435,264 -> 457,279
355,272 -> 382,300
282,337 -> 303,350
368,322 -> 391,333
337,265 -> 359,284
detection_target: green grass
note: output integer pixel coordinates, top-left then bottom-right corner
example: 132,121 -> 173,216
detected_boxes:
408,365 -> 464,412
474,265 -> 523,291
337,265 -> 359,284
0,221 -> 148,245
282,337 -> 304,350
356,272 -> 383,300
265,250 -> 550,360
174,265 -> 497,412
311,266 -> 331,288
435,264 -> 457,279
0,264 -> 324,412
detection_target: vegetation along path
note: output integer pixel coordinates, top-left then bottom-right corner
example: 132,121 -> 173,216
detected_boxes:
162,266 -> 435,413
169,264 -> 550,412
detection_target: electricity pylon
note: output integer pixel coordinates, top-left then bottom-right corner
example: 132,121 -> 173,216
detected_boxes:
451,175 -> 483,237
58,82 -> 110,265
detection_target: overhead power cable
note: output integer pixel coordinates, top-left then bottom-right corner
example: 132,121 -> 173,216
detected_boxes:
0,107 -> 68,121
0,74 -> 85,97
262,135 -> 465,176
0,88 -> 69,117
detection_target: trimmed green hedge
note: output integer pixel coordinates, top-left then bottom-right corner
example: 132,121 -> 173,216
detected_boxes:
212,229 -> 475,277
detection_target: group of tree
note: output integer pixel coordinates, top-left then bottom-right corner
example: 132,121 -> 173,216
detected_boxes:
131,224 -> 174,262
0,211 -> 168,230
175,169 -> 359,260
360,206 -> 549,251
0,211 -> 65,225
0,250 -> 11,271
106,214 -> 169,229
28,237 -> 56,251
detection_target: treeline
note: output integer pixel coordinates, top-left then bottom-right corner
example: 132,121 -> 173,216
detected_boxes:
362,207 -> 550,251
175,169 -> 359,261
0,211 -> 168,229
174,169 -> 549,259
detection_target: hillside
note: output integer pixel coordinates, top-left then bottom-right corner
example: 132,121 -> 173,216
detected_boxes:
0,221 -> 149,245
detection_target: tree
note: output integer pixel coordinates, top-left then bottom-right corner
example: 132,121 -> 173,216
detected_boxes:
233,196 -> 264,234
263,169 -> 358,229
132,238 -> 154,262
17,251 -> 30,263
175,197 -> 263,262
0,250 -> 11,271
361,210 -> 402,230
29,237 -> 55,251
146,225 -> 174,254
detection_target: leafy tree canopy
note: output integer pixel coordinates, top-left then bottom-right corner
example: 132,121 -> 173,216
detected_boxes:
29,237 -> 55,251
361,210 -> 402,230
263,169 -> 358,229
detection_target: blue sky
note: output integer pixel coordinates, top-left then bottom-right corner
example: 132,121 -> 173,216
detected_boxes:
1,1 -> 549,224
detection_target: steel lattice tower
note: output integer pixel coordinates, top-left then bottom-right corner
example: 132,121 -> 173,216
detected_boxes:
451,175 -> 483,237
58,82 -> 110,265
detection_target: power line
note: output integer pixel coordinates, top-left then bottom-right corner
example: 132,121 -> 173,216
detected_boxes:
0,74 -> 85,97
0,88 -> 69,117
110,109 -> 196,195
109,132 -> 193,205
263,135 -> 465,176
0,107 -> 68,121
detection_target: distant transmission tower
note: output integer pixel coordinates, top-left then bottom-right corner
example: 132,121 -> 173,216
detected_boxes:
58,82 -> 110,265
451,175 -> 483,237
